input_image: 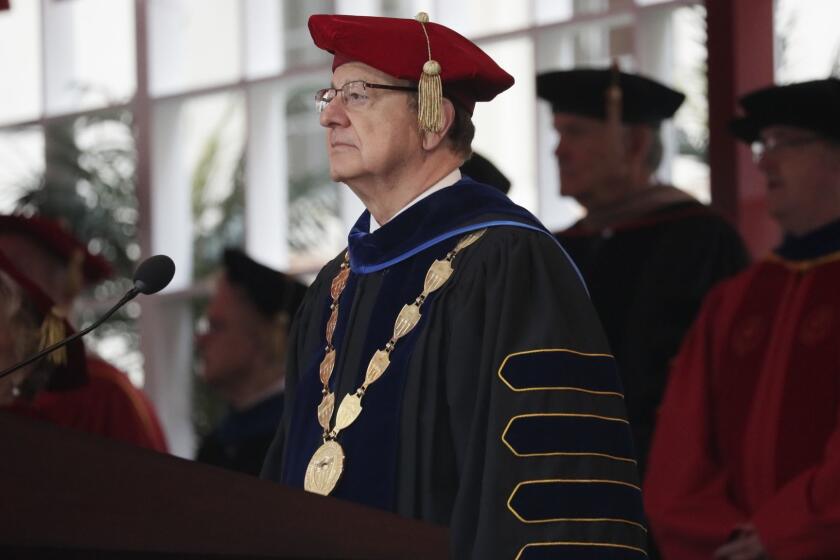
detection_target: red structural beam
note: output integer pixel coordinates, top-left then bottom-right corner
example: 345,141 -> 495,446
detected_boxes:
706,0 -> 778,257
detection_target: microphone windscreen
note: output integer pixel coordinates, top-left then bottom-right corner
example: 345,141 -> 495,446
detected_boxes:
133,255 -> 176,295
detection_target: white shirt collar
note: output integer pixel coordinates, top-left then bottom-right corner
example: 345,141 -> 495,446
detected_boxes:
370,168 -> 462,233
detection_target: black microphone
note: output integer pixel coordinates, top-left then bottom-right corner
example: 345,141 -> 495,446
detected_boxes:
0,254 -> 176,381
133,254 -> 176,295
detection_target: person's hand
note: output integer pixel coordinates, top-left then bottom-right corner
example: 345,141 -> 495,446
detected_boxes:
713,524 -> 770,560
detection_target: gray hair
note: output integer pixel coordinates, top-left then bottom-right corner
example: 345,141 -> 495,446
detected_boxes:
406,94 -> 475,160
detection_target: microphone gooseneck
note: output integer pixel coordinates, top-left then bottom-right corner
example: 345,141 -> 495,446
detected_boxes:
0,254 -> 176,381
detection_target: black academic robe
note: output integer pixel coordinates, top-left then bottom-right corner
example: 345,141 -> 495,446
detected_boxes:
556,201 -> 748,476
197,393 -> 283,476
263,180 -> 646,559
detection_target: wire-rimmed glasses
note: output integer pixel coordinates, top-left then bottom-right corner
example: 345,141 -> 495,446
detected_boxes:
751,134 -> 824,162
315,80 -> 415,113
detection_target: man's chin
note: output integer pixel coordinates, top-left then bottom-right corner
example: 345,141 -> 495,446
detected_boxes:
329,170 -> 351,184
328,164 -> 360,184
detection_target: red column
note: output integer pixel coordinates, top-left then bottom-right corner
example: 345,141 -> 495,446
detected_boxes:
706,0 -> 779,257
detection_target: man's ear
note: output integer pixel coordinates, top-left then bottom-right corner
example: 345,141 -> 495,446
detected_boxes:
421,98 -> 456,151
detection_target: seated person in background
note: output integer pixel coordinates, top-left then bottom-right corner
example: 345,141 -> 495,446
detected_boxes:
645,77 -> 840,560
195,248 -> 306,476
0,214 -> 167,452
1,252 -> 87,410
537,67 -> 749,477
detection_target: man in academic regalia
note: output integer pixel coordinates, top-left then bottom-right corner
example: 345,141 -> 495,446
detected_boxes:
0,214 -> 168,452
536,68 -> 749,477
195,248 -> 306,476
644,78 -> 840,559
261,13 -> 646,559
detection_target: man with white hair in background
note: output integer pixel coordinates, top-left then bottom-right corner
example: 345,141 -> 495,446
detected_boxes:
537,68 -> 749,480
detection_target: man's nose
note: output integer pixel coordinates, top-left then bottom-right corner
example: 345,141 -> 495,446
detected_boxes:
320,96 -> 350,128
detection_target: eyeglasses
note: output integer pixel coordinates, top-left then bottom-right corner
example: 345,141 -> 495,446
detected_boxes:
315,80 -> 415,113
751,134 -> 823,161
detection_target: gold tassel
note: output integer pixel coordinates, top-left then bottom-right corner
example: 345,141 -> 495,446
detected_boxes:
415,12 -> 444,133
39,307 -> 67,365
419,60 -> 443,133
605,59 -> 624,161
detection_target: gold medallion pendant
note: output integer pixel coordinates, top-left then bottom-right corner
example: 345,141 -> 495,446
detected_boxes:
303,230 -> 487,498
304,440 -> 345,496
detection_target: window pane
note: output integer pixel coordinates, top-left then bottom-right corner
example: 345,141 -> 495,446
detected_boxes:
536,0 -> 574,25
472,37 -> 537,212
243,0 -> 282,79
13,110 -> 142,382
574,0 -> 634,15
43,0 -> 136,115
285,83 -> 344,271
150,93 -> 246,288
668,5 -> 710,203
775,0 -> 840,83
436,0 -> 529,37
14,112 -> 138,279
284,0 -> 332,68
148,0 -> 242,96
334,0 -> 416,17
537,14 -> 636,71
0,2 -> 41,124
186,94 -> 247,280
0,127 -> 44,212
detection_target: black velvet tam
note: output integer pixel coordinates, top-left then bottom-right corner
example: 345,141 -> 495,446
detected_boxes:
460,152 -> 511,194
536,67 -> 685,124
222,249 -> 307,319
730,78 -> 840,143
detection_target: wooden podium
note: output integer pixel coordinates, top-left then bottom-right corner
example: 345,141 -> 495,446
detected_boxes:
0,412 -> 449,559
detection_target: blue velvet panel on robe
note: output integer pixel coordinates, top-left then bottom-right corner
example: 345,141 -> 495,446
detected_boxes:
498,349 -> 625,394
508,478 -> 644,523
503,414 -> 635,460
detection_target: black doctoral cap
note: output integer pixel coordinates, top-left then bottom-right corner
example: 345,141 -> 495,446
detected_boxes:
222,248 -> 307,319
536,67 -> 685,124
460,152 -> 511,194
730,78 -> 840,143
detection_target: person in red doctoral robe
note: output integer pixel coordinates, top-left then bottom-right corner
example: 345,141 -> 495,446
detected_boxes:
644,78 -> 840,559
0,214 -> 167,452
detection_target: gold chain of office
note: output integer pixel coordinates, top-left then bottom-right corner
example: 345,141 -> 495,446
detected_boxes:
303,228 -> 487,496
